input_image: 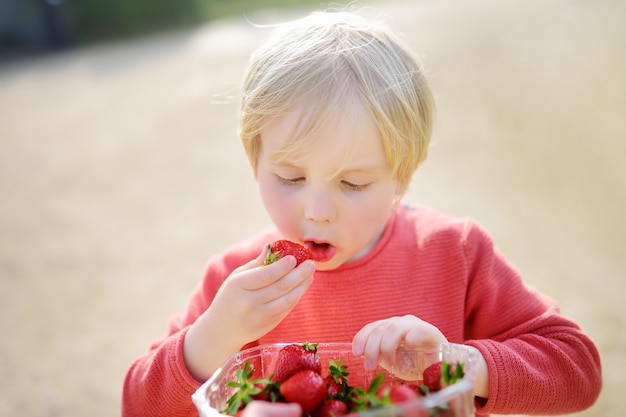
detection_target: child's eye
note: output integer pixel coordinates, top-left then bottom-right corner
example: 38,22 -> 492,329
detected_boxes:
342,181 -> 371,192
276,175 -> 305,186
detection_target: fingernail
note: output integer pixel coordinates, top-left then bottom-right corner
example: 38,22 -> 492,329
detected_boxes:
364,359 -> 376,371
286,255 -> 297,267
302,260 -> 315,272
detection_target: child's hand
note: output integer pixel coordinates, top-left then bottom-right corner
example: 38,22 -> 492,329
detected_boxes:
352,315 -> 447,371
184,247 -> 316,381
241,401 -> 302,417
213,248 -> 316,345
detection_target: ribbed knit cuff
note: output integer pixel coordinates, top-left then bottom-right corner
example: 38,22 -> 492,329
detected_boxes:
464,339 -> 504,416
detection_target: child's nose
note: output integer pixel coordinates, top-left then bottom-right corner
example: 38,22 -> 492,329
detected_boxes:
304,188 -> 336,223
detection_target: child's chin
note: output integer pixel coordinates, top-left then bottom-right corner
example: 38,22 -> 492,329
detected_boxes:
313,261 -> 338,272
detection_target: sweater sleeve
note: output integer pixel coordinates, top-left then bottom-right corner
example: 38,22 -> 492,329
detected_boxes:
460,220 -> 602,415
121,264 -> 231,417
122,325 -> 202,417
121,233 -> 275,417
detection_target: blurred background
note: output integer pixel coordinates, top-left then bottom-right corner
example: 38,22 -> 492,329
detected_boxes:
0,0 -> 624,416
0,0 -> 322,61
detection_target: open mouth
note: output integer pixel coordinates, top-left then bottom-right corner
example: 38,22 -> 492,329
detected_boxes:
304,241 -> 336,262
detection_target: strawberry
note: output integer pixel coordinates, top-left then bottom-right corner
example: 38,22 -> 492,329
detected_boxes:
325,360 -> 351,400
325,374 -> 343,398
373,383 -> 428,417
265,240 -> 313,266
280,369 -> 327,413
273,343 -> 321,383
313,399 -> 349,417
386,384 -> 419,404
421,360 -> 465,394
375,383 -> 417,405
422,362 -> 442,393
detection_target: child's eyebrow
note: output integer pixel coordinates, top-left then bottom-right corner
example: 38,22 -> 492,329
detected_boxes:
272,162 -> 385,173
330,165 -> 391,181
268,161 -> 303,169
340,164 -> 390,174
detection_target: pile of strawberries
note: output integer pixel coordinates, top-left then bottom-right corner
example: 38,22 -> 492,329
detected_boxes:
223,343 -> 465,417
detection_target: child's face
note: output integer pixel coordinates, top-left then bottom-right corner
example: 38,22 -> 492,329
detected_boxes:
256,104 -> 401,271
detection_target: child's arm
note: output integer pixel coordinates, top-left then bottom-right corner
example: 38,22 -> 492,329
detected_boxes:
183,253 -> 316,381
460,220 -> 602,414
465,303 -> 602,415
352,218 -> 601,415
122,245 -> 316,417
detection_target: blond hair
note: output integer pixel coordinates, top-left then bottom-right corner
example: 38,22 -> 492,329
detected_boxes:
239,10 -> 435,190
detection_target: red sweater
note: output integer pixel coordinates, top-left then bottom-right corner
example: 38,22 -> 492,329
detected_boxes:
122,204 -> 601,416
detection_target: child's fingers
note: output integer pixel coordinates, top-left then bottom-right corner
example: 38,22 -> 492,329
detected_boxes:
229,248 -> 297,292
268,260 -> 315,296
352,320 -> 385,370
403,324 -> 446,348
260,260 -> 315,309
231,246 -> 274,274
352,321 -> 377,356
379,328 -> 405,365
241,255 -> 298,291
353,316 -> 446,371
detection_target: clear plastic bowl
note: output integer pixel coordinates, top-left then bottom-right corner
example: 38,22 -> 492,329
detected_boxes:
192,342 -> 480,417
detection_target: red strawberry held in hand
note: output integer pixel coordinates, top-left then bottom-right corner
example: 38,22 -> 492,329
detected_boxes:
265,240 -> 313,266
274,342 -> 322,383
279,369 -> 327,413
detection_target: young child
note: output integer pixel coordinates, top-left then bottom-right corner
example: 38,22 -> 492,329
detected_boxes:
122,10 -> 601,417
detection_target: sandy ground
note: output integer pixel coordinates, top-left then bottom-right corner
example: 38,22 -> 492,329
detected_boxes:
1,0 -> 624,416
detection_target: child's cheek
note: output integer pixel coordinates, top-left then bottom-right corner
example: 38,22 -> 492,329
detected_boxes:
260,185 -> 299,233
